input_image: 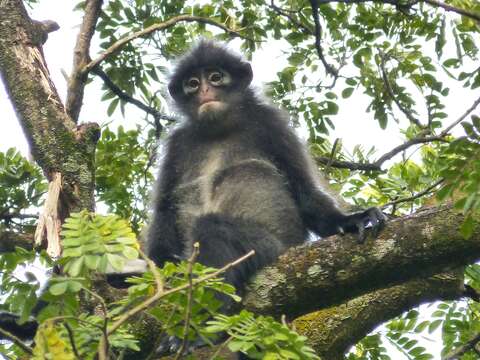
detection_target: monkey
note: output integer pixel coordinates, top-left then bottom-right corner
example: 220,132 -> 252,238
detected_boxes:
0,40 -> 384,356
146,40 -> 385,294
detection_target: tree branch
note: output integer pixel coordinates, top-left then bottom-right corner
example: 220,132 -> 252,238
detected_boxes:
314,0 -> 479,21
91,65 -> 177,127
381,178 -> 444,209
244,206 -> 479,319
268,0 -> 313,35
0,0 -> 101,254
444,332 -> 480,360
294,270 -> 464,359
423,0 -> 480,22
83,15 -> 249,75
309,0 -> 338,78
315,156 -> 382,171
65,0 -> 104,122
379,52 -> 424,128
374,136 -> 448,167
440,95 -> 480,136
0,231 -> 34,252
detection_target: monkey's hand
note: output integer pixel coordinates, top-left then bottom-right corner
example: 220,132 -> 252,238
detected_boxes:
337,207 -> 386,242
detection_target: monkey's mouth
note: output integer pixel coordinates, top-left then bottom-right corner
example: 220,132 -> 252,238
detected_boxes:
199,98 -> 219,105
198,100 -> 225,114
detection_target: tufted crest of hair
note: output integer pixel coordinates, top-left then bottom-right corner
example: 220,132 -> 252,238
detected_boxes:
168,40 -> 253,102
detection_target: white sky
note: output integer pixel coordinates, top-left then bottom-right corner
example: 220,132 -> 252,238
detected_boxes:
0,1 -> 476,358
0,0 -> 408,158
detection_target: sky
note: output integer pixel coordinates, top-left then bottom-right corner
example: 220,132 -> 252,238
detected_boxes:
0,0 -> 409,158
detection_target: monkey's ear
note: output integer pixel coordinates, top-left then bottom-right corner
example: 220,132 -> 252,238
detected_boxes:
168,78 -> 183,102
237,62 -> 253,90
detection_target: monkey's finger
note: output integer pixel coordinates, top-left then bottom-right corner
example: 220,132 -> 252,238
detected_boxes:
369,212 -> 381,237
156,336 -> 181,355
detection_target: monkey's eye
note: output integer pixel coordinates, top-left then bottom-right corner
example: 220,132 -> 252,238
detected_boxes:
208,71 -> 224,85
183,77 -> 200,95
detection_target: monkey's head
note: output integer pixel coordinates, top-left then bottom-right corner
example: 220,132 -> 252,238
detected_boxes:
168,41 -> 253,126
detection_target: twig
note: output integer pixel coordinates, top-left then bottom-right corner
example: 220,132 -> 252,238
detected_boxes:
440,95 -> 480,136
66,0 -> 104,122
107,250 -> 254,336
324,138 -> 340,175
381,179 -> 444,209
106,249 -> 163,337
175,243 -> 200,359
209,336 -> 234,360
316,0 -> 418,11
86,287 -> 109,360
91,65 -> 176,126
64,323 -> 82,359
309,0 -> 338,77
0,327 -> 33,355
269,0 -> 313,34
83,15 -> 250,75
424,0 -> 480,22
379,52 -> 423,128
443,332 -> 480,360
374,136 -> 448,167
315,156 -> 382,171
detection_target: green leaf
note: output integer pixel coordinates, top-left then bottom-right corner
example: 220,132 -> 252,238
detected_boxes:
342,88 -> 354,98
49,282 -> 68,296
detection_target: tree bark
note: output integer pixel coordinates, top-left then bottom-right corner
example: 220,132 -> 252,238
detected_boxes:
293,269 -> 464,359
0,0 -> 99,222
244,206 -> 477,318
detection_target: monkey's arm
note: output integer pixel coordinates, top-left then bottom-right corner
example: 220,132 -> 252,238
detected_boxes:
146,134 -> 186,265
262,116 -> 385,240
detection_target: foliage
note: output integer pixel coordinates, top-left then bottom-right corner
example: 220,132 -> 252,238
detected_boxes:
437,117 -> 480,238
95,126 -> 156,233
207,310 -> 320,359
0,148 -> 46,232
60,211 -> 139,277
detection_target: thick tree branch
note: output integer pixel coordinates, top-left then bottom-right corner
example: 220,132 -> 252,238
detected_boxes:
83,15 -> 249,75
314,0 -> 480,22
0,0 -> 100,253
294,270 -> 464,359
65,0 -> 104,122
244,206 -> 479,318
0,232 -> 34,253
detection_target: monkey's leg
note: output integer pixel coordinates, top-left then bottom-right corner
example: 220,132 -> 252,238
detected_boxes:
191,213 -> 284,292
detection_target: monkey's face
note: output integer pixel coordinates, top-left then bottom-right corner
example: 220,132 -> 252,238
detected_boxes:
181,67 -> 233,121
